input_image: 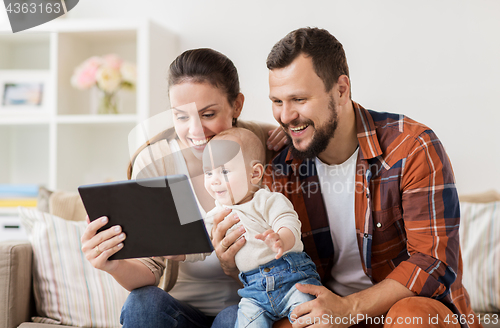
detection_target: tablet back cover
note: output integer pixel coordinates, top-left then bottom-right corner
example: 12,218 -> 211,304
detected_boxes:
78,175 -> 213,260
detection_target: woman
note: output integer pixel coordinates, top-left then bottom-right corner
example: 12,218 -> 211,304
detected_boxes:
80,48 -> 287,328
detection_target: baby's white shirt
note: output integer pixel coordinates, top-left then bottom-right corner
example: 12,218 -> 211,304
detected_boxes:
186,187 -> 303,273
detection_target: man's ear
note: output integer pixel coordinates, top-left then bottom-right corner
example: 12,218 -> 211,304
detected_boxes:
250,162 -> 264,185
335,75 -> 351,105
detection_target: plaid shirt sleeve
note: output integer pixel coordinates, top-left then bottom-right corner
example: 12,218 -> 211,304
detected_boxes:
385,128 -> 460,298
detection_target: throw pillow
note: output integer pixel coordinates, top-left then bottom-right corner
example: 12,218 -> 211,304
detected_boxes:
459,200 -> 500,312
37,186 -> 53,213
18,207 -> 129,327
49,190 -> 87,222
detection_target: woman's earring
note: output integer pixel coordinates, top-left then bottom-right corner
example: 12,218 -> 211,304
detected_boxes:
232,118 -> 237,126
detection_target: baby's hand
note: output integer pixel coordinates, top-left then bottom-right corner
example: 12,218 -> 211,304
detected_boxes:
255,229 -> 285,259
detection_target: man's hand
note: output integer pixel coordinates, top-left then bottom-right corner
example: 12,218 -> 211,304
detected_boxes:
255,229 -> 285,259
291,284 -> 354,328
211,208 -> 246,281
267,126 -> 289,151
291,279 -> 414,327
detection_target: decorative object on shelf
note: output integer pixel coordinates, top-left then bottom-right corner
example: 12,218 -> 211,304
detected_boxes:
0,70 -> 50,114
71,54 -> 136,114
0,183 -> 39,208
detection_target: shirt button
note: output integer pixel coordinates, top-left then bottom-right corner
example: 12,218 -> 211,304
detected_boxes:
364,233 -> 368,238
376,223 -> 382,228
263,268 -> 270,273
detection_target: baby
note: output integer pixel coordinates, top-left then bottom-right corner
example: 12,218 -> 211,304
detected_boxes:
185,127 -> 322,328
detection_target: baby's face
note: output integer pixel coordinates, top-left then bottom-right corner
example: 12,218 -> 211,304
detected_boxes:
203,139 -> 254,206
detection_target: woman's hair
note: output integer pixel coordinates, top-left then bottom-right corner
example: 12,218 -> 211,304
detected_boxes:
127,48 -> 241,179
168,48 -> 241,107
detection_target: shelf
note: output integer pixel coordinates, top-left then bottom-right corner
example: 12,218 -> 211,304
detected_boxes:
0,125 -> 50,186
56,114 -> 138,124
0,33 -> 50,70
0,214 -> 28,242
1,19 -> 178,191
56,123 -> 134,191
31,19 -> 147,33
56,30 -> 137,115
0,116 -> 51,125
0,207 -> 21,215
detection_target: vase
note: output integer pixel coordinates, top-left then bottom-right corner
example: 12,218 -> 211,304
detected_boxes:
97,90 -> 119,114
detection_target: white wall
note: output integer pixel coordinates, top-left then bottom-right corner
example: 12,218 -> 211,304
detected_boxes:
69,0 -> 500,194
0,4 -> 7,25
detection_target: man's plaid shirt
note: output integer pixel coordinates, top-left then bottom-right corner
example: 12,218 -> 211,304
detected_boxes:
262,102 -> 478,327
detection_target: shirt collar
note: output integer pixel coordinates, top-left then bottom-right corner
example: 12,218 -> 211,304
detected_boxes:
353,101 -> 383,160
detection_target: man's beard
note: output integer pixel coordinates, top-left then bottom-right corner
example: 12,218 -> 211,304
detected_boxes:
283,96 -> 338,160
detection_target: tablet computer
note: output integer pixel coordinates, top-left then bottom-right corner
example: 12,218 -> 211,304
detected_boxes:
78,174 -> 213,260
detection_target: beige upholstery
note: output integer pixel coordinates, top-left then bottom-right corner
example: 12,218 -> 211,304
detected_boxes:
1,188 -> 498,328
18,325 -> 74,328
460,189 -> 500,203
0,241 -> 33,328
460,190 -> 500,328
48,190 -> 87,222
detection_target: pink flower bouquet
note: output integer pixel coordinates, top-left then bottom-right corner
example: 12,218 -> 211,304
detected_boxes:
71,54 -> 136,114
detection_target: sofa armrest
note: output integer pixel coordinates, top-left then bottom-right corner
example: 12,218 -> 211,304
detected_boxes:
0,240 -> 33,328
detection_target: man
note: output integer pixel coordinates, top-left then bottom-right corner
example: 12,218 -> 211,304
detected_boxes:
212,28 -> 479,328
262,27 -> 478,328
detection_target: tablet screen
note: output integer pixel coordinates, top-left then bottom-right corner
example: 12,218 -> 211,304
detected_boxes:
78,175 -> 213,260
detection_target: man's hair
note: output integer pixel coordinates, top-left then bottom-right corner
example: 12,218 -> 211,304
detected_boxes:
266,27 -> 349,92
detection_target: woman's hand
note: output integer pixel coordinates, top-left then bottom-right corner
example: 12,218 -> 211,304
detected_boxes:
81,215 -> 126,274
211,208 -> 245,280
267,127 -> 289,151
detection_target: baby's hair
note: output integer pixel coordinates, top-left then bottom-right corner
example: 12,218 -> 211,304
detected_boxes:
213,128 -> 265,167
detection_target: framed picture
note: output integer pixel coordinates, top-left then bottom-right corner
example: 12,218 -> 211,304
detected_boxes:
0,70 -> 50,114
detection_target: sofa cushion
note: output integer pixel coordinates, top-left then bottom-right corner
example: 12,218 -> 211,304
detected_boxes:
0,241 -> 33,328
18,207 -> 129,327
18,323 -> 75,328
459,191 -> 500,313
36,186 -> 52,213
48,190 -> 87,222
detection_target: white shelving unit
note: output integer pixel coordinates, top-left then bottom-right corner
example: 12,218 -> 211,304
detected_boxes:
0,19 -> 179,192
0,207 -> 27,241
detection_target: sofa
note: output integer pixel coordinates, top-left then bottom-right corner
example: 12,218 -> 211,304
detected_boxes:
0,189 -> 499,328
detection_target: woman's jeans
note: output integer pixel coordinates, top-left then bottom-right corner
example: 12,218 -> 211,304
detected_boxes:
120,285 -> 237,328
236,252 -> 322,327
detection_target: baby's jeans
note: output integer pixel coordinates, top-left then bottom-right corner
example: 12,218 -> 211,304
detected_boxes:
235,252 -> 322,328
